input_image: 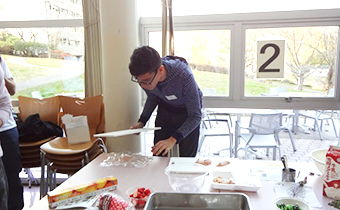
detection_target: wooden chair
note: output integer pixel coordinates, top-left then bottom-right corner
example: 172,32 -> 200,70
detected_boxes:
17,96 -> 61,188
40,95 -> 107,196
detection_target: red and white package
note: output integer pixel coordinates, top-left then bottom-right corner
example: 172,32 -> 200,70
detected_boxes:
97,193 -> 133,210
323,145 -> 340,199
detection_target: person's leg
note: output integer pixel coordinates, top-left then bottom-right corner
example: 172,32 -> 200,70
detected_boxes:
154,108 -> 177,156
154,106 -> 200,157
0,158 -> 8,210
178,126 -> 200,157
1,128 -> 24,210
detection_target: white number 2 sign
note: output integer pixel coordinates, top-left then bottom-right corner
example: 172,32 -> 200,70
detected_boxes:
256,39 -> 285,79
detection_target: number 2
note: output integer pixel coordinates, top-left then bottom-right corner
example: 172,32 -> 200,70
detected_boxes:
259,43 -> 280,72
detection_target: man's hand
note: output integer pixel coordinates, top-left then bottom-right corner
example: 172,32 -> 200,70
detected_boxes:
130,121 -> 144,129
152,137 -> 177,156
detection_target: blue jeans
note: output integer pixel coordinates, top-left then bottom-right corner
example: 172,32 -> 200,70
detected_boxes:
0,157 -> 8,210
0,128 -> 24,210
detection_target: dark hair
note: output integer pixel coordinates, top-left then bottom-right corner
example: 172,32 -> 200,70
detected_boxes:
129,46 -> 161,76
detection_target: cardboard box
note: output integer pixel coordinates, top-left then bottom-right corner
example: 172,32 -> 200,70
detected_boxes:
47,176 -> 118,208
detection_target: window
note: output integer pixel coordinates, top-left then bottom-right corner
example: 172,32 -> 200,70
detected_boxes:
141,9 -> 340,110
0,0 -> 83,21
138,0 -> 340,17
245,26 -> 338,98
149,30 -> 231,96
0,0 -> 84,99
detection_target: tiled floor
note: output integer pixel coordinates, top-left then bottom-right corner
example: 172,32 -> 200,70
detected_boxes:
22,113 -> 339,209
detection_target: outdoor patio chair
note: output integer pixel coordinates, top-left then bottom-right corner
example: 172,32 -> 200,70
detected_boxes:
198,112 -> 233,157
235,112 -> 285,160
298,110 -> 338,140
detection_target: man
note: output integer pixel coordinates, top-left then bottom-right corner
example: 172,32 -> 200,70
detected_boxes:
129,46 -> 202,157
0,56 -> 15,96
0,60 -> 13,210
0,145 -> 8,210
0,55 -> 24,210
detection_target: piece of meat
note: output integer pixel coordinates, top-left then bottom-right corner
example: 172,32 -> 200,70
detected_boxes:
216,161 -> 230,167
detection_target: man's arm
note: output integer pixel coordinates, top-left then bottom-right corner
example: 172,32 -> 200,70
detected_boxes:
0,58 -> 15,96
4,78 -> 15,96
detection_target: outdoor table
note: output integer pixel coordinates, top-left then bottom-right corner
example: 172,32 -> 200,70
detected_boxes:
29,153 -> 333,210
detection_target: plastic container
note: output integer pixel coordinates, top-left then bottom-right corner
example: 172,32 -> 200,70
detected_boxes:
126,187 -> 154,209
164,163 -> 208,193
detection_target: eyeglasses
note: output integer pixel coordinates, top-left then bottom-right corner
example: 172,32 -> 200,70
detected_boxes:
131,70 -> 158,85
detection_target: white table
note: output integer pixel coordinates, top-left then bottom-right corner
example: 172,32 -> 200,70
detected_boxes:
29,153 -> 333,210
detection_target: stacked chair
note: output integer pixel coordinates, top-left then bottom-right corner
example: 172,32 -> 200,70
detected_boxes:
17,96 -> 61,188
40,95 -> 107,197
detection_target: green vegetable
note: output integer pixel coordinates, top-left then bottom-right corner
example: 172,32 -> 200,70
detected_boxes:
328,200 -> 340,209
276,203 -> 302,210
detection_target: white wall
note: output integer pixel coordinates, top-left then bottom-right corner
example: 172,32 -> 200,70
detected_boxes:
100,0 -> 142,152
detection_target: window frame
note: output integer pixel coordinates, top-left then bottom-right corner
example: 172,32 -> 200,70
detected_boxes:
140,9 -> 340,110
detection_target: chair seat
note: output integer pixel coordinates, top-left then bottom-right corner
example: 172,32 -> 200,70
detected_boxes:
19,137 -> 55,148
240,133 -> 278,147
40,137 -> 95,154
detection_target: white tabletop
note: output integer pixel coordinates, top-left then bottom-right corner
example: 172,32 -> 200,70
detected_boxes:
29,154 -> 332,210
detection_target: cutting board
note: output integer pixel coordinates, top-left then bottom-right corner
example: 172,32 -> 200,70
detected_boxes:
93,127 -> 161,138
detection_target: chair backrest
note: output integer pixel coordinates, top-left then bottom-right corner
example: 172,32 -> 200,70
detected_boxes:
249,112 -> 282,135
59,95 -> 104,137
18,96 -> 61,125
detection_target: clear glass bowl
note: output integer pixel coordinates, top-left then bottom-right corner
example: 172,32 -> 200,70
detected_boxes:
164,163 -> 208,193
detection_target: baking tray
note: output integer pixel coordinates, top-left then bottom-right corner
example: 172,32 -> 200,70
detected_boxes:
144,192 -> 252,210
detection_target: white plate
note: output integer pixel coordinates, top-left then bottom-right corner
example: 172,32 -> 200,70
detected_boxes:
169,157 -> 238,169
211,171 -> 262,192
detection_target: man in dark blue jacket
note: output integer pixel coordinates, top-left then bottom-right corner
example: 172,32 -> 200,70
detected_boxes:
129,46 -> 202,157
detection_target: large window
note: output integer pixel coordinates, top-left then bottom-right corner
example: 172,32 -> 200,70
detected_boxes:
245,26 -> 338,98
0,0 -> 84,99
0,0 -> 83,21
149,30 -> 231,96
138,0 -> 340,17
141,9 -> 340,110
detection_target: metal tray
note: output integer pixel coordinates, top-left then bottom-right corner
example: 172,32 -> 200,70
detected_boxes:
144,192 -> 252,210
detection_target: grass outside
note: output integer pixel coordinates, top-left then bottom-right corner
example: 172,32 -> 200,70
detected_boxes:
1,54 -> 326,99
25,57 -> 64,68
2,55 -> 53,82
193,70 -> 321,96
14,74 -> 84,98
